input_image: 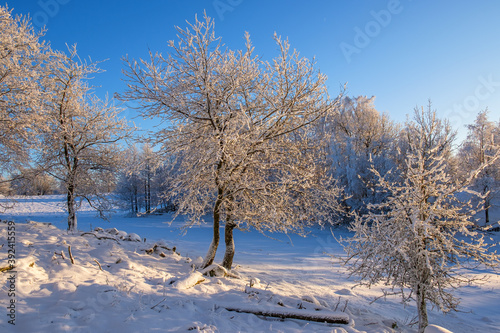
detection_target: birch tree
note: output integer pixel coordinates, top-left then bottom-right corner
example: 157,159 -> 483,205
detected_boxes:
340,108 -> 500,333
119,13 -> 343,270
37,46 -> 133,231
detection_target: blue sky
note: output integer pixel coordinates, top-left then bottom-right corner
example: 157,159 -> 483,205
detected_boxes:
6,0 -> 500,141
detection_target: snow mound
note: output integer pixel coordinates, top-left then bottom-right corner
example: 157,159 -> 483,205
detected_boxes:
125,233 -> 141,242
425,324 -> 453,333
335,288 -> 354,296
93,227 -> 141,241
173,271 -> 205,290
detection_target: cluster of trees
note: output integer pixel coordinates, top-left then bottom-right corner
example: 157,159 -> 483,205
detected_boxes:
115,143 -> 177,215
0,6 -> 132,229
2,7 -> 499,332
320,99 -> 500,226
114,14 -> 500,332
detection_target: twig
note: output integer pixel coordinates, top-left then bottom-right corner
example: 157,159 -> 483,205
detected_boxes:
342,300 -> 349,312
68,245 -> 75,264
0,265 -> 15,272
93,259 -> 103,271
151,297 -> 167,310
370,290 -> 399,304
334,296 -> 341,311
55,251 -> 66,260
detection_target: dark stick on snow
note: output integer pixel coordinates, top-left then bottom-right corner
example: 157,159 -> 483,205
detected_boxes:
81,232 -> 120,243
93,259 -> 103,271
55,251 -> 66,260
68,245 -> 75,264
220,306 -> 349,324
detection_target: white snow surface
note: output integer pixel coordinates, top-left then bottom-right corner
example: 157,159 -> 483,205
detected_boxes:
1,195 -> 499,332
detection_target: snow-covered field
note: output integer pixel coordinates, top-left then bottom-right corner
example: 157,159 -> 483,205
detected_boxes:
1,195 -> 499,332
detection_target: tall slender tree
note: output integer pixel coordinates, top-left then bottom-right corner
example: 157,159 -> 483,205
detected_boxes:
37,46 -> 132,231
340,108 -> 500,333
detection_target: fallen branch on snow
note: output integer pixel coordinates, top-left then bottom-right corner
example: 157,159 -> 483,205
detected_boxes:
151,297 -> 167,310
218,304 -> 350,324
0,265 -> 15,272
145,244 -> 178,255
81,232 -> 120,243
54,250 -> 66,260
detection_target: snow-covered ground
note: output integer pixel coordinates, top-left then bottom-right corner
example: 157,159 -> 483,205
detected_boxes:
1,195 -> 499,332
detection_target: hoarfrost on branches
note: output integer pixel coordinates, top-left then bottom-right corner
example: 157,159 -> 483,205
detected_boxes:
119,13 -> 344,269
458,109 -> 500,226
0,6 -> 49,175
36,46 -> 133,231
340,107 -> 500,333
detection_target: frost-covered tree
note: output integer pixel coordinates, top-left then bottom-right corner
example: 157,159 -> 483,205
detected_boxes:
319,96 -> 398,219
116,143 -> 162,215
397,102 -> 456,172
0,176 -> 11,195
340,108 -> 500,333
458,109 -> 500,226
0,5 -> 49,174
116,145 -> 142,214
10,166 -> 57,195
119,14 -> 343,269
140,143 -> 161,214
37,46 -> 132,231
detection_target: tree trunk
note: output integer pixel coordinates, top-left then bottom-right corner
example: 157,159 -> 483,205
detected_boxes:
134,186 -> 138,213
485,203 -> 490,225
484,190 -> 490,225
146,165 -> 151,214
416,283 -> 428,333
67,183 -> 77,231
201,187 -> 223,268
221,220 -> 236,270
130,193 -> 134,213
